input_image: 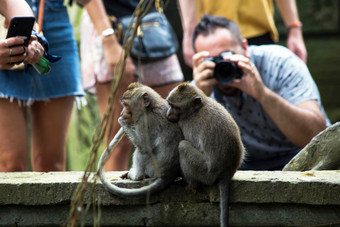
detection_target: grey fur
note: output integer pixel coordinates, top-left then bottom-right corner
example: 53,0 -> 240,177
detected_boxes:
98,83 -> 183,198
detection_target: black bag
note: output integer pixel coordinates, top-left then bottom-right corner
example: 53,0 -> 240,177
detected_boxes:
117,11 -> 178,62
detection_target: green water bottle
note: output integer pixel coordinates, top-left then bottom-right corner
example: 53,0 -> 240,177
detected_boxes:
33,56 -> 51,74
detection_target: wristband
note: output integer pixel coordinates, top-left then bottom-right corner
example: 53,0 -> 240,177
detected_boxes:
102,28 -> 115,38
287,21 -> 303,30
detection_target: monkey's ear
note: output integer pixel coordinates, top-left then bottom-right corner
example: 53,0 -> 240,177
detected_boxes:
192,97 -> 203,111
142,93 -> 151,108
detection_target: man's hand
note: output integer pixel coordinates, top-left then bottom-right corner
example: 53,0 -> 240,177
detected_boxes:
224,54 -> 266,101
192,51 -> 217,96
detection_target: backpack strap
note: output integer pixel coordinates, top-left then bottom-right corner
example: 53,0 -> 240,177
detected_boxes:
37,0 -> 45,33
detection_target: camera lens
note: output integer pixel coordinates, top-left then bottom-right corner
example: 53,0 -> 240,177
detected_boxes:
213,60 -> 241,85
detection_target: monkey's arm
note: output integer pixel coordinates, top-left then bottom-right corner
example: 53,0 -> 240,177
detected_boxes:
118,117 -> 140,145
179,140 -> 217,186
126,149 -> 149,180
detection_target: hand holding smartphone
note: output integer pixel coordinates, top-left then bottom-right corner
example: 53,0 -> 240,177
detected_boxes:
5,16 -> 50,74
6,16 -> 35,47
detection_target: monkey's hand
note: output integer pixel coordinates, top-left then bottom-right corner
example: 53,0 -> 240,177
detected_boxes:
120,172 -> 129,179
118,117 -> 138,143
120,171 -> 146,180
118,116 -> 129,127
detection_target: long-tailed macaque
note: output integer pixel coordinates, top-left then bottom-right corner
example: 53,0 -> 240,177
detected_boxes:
98,83 -> 183,197
166,82 -> 245,227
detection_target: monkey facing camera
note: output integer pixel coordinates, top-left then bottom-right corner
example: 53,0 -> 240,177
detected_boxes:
205,51 -> 243,85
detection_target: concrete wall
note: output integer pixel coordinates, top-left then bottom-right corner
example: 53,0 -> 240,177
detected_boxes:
0,171 -> 339,226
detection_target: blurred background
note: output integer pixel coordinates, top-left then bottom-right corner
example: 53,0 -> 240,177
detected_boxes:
66,0 -> 340,171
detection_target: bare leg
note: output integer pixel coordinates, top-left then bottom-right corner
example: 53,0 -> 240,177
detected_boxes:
96,75 -> 135,171
0,99 -> 29,171
30,96 -> 74,171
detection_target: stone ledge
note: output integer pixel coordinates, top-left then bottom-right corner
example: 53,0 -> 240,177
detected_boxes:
0,171 -> 339,226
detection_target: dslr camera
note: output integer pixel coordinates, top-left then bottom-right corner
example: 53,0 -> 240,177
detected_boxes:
205,51 -> 243,85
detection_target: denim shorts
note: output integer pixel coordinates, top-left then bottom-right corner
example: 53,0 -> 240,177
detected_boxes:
0,0 -> 84,104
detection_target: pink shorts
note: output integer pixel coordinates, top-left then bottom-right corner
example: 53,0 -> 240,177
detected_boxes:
80,11 -> 184,94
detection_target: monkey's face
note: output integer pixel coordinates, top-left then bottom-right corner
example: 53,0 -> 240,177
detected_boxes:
120,99 -> 134,125
166,103 -> 181,123
166,83 -> 205,122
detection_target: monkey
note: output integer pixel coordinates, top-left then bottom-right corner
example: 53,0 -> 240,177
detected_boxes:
166,82 -> 245,227
97,82 -> 183,198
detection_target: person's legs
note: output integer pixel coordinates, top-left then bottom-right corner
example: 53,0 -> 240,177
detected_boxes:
0,99 -> 29,171
96,71 -> 136,171
30,96 -> 74,171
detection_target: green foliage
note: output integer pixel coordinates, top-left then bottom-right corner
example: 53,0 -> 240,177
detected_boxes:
275,0 -> 340,35
305,37 -> 340,124
67,94 -> 102,171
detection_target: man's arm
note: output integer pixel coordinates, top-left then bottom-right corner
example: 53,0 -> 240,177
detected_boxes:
258,88 -> 326,148
275,0 -> 307,63
178,0 -> 197,68
226,54 -> 326,148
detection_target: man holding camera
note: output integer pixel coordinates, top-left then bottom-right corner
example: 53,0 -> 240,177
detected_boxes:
192,14 -> 330,170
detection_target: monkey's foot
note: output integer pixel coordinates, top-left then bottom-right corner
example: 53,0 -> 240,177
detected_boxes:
185,185 -> 197,194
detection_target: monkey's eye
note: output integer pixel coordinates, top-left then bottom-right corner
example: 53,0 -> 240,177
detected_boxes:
169,103 -> 180,112
120,99 -> 128,106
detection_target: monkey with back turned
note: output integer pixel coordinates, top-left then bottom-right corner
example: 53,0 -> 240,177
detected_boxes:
97,82 -> 183,197
166,82 -> 245,227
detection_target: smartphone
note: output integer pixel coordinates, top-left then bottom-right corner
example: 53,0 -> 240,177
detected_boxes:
6,16 -> 35,47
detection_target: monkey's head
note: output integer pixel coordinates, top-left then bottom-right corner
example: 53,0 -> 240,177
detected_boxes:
120,82 -> 164,125
166,82 -> 205,123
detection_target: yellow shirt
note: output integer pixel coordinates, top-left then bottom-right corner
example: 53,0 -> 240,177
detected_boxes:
196,0 -> 278,42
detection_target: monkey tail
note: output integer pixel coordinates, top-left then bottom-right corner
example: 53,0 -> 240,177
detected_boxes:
100,175 -> 170,197
97,127 -> 171,197
97,127 -> 125,172
219,178 -> 230,227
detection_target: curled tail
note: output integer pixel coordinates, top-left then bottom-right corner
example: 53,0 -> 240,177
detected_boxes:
219,178 -> 230,227
97,127 -> 170,197
99,174 -> 170,197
